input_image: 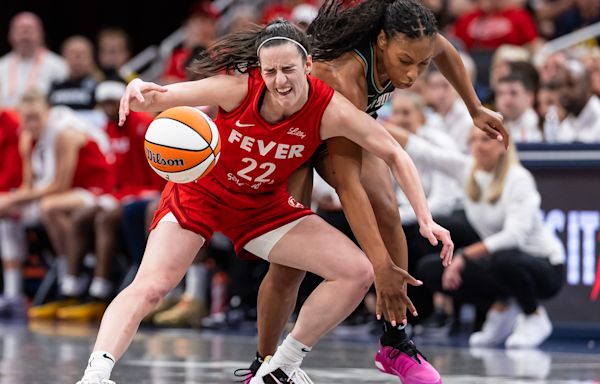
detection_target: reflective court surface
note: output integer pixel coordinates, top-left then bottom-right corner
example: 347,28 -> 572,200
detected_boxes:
2,321 -> 599,383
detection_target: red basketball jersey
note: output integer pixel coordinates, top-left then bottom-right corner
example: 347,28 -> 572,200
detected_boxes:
151,69 -> 334,253
205,68 -> 333,198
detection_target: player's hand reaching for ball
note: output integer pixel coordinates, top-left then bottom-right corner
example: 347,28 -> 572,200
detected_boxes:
472,105 -> 509,148
419,218 -> 454,267
119,79 -> 168,126
374,263 -> 423,327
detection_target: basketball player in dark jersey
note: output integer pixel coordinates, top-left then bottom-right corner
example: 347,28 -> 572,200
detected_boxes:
245,1 -> 508,383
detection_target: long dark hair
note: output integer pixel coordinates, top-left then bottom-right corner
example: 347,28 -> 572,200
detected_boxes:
308,0 -> 438,61
192,19 -> 310,78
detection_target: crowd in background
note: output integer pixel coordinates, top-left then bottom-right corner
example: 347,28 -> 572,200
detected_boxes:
0,0 -> 598,347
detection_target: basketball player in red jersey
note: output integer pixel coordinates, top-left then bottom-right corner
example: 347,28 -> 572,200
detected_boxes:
242,1 -> 509,382
76,19 -> 452,384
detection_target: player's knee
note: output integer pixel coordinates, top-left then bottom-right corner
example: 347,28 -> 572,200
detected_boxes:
346,255 -> 374,292
39,197 -> 58,220
131,279 -> 172,307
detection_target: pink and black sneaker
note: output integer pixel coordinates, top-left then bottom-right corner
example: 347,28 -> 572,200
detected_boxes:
374,339 -> 442,384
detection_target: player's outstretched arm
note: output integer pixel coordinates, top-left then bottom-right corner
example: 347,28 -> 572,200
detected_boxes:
322,92 -> 454,267
432,34 -> 508,147
118,75 -> 248,126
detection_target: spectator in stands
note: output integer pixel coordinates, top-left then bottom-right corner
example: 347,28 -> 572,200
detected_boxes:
161,2 -> 219,84
0,108 -> 24,316
218,5 -> 259,34
290,4 -> 318,32
451,1 -> 540,93
97,27 -> 132,82
581,49 -> 600,97
538,51 -> 568,84
0,12 -> 68,107
553,0 -> 600,42
425,69 -> 473,153
261,0 -> 306,24
48,36 -> 99,114
556,60 -> 600,142
393,127 -> 565,349
0,90 -> 113,320
489,45 -> 531,91
386,91 -> 462,226
538,81 -> 568,141
495,74 -> 543,142
48,81 -> 164,321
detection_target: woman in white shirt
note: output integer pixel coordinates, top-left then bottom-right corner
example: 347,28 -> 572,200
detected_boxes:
392,127 -> 565,349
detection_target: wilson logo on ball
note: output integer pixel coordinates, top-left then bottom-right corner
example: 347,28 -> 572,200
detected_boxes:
145,148 -> 185,167
144,106 -> 221,184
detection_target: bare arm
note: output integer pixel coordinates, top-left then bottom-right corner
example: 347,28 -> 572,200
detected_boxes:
119,75 -> 248,125
432,34 -> 508,145
322,92 -> 454,261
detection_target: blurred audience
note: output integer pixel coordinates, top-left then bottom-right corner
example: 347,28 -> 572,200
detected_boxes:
97,27 -> 132,82
495,74 -> 542,142
161,2 -> 219,84
397,127 -> 565,349
0,12 -> 68,107
0,108 -> 23,317
48,36 -> 100,121
556,60 -> 600,142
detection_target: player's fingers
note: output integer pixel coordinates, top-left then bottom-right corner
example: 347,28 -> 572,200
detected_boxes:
134,87 -> 145,104
383,298 -> 397,327
401,291 -> 418,317
376,296 -> 382,321
403,271 -> 423,287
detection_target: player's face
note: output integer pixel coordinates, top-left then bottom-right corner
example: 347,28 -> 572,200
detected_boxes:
390,96 -> 424,134
18,100 -> 49,139
469,128 -> 506,172
378,31 -> 434,89
259,43 -> 312,110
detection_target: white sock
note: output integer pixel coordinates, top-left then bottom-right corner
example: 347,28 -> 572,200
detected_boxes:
82,351 -> 116,381
185,264 -> 207,301
61,274 -> 87,297
271,334 -> 312,368
3,268 -> 22,299
89,277 -> 113,299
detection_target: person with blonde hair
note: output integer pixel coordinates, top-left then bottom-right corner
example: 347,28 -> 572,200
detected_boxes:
391,126 -> 565,349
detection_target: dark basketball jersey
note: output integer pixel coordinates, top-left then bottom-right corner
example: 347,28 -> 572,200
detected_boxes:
353,41 -> 395,118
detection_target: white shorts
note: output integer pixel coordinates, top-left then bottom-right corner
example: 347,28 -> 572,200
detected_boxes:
159,212 -> 306,261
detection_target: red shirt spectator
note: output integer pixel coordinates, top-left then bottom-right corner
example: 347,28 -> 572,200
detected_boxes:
0,109 -> 22,191
452,7 -> 538,51
105,110 -> 165,199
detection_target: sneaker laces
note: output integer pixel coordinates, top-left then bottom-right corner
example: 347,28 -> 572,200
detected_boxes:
387,339 -> 428,364
288,367 -> 314,384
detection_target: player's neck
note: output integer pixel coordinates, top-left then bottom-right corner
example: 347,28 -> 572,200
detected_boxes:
374,44 -> 390,85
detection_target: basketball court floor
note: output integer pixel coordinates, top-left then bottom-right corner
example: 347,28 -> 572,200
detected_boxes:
2,320 -> 599,383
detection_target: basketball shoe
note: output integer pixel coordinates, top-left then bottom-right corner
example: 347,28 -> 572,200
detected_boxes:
249,356 -> 314,384
57,301 -> 107,321
234,353 -> 263,383
375,338 -> 442,384
75,379 -> 115,384
153,294 -> 208,327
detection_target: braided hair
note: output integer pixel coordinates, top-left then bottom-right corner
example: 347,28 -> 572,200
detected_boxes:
192,19 -> 310,78
308,0 -> 438,61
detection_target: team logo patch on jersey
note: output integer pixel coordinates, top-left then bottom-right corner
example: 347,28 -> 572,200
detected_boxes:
288,196 -> 304,209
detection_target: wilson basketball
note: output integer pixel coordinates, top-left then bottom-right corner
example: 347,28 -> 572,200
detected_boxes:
144,106 -> 221,183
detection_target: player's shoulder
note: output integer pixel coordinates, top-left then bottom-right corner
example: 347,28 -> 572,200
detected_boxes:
313,54 -> 367,109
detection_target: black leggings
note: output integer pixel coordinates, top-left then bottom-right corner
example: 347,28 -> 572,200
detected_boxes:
417,249 -> 565,315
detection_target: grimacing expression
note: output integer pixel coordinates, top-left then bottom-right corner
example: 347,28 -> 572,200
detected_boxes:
468,128 -> 506,172
259,42 -> 311,111
378,31 -> 435,89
